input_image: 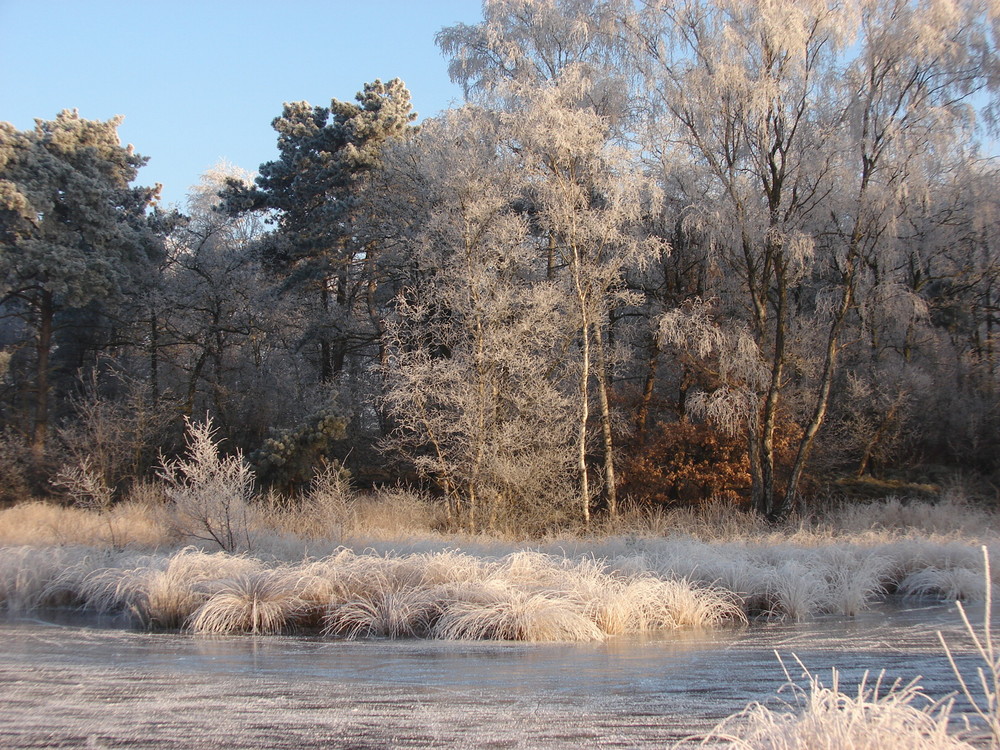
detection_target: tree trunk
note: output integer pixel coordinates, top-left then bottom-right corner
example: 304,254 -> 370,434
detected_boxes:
592,322 -> 617,518
757,257 -> 787,520
333,270 -> 348,375
211,304 -> 227,430
185,351 -> 208,418
320,280 -> 333,382
573,252 -> 591,526
149,308 -> 160,407
30,290 -> 54,461
636,337 -> 659,436
781,264 -> 855,518
855,393 -> 905,480
578,323 -> 591,526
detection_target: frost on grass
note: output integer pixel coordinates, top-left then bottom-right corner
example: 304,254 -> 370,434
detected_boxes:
433,583 -> 606,642
0,546 -> 100,611
0,509 -> 995,639
695,659 -> 974,750
0,545 -> 743,641
324,584 -> 442,639
78,547 -> 263,629
188,569 -> 311,635
688,546 -> 1000,749
938,546 -> 1000,748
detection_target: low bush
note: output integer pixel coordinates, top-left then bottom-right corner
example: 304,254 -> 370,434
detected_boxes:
159,418 -> 257,553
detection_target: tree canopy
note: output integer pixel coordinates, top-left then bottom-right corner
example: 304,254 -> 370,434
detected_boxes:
0,110 -> 166,457
3,3 -> 1000,532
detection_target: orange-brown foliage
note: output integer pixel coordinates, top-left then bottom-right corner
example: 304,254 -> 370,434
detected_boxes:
618,421 -> 752,508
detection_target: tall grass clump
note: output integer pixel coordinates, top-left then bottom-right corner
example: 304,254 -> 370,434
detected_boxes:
324,585 -> 442,639
78,547 -> 262,629
432,583 -> 606,642
187,568 -> 309,635
815,547 -> 891,617
0,546 -> 104,611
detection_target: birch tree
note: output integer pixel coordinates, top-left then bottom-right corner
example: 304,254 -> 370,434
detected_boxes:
439,6 -> 661,520
623,0 -> 998,517
380,109 -> 577,532
500,70 -> 657,521
437,0 -> 621,95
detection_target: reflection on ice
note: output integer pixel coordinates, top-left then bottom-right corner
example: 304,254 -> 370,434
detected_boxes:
0,601 -> 992,748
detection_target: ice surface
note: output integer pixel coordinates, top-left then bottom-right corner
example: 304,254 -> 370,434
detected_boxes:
0,602 -> 989,748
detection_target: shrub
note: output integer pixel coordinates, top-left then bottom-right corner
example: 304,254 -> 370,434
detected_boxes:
618,421 -> 751,507
159,418 -> 256,553
56,371 -> 173,499
52,457 -> 114,511
0,429 -> 34,504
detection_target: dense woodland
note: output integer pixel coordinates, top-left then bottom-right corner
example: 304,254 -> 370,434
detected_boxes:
2,0 -> 999,531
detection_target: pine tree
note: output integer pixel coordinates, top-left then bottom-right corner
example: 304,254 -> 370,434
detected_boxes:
0,111 -> 167,459
220,79 -> 417,382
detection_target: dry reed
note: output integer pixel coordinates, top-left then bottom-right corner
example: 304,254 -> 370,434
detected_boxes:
692,660 -> 973,749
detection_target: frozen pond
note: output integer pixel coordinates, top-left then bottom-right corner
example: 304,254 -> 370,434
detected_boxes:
0,602 -> 991,748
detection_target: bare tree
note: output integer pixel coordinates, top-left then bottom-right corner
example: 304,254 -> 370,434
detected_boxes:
500,69 -> 658,521
379,109 -> 577,532
623,0 -> 998,517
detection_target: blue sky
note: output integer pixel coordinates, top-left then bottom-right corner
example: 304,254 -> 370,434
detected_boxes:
0,0 -> 482,207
